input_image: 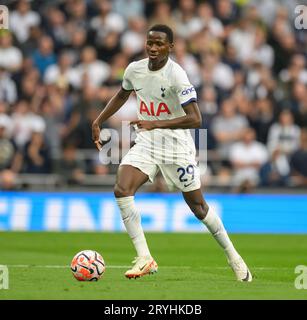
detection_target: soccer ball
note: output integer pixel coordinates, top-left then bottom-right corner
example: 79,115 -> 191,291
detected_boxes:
71,250 -> 105,281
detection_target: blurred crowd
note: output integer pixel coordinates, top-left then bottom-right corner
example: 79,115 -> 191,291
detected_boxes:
0,0 -> 307,192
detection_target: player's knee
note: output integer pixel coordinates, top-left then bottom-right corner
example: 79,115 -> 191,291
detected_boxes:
114,183 -> 134,198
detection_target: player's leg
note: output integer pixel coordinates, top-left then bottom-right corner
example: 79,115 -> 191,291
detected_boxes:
114,164 -> 149,197
114,164 -> 158,278
182,189 -> 252,282
114,164 -> 150,257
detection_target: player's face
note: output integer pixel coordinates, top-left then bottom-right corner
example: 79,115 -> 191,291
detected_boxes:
146,31 -> 172,65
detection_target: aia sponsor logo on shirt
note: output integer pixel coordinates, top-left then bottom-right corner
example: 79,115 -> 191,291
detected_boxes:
139,101 -> 171,116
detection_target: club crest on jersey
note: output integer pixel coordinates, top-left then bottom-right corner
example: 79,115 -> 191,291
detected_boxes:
140,101 -> 171,116
161,87 -> 166,97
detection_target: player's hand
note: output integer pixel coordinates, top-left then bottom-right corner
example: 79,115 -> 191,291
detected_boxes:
130,120 -> 157,131
92,121 -> 102,151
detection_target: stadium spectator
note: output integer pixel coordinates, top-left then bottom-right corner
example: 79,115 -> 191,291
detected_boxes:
260,148 -> 290,187
248,97 -> 275,144
198,2 -> 224,39
73,106 -> 103,150
201,47 -> 235,92
249,0 -> 300,28
20,25 -> 43,56
41,97 -> 61,158
45,7 -> 70,52
230,127 -> 268,191
97,53 -> 129,105
0,31 -> 23,72
32,36 -> 56,77
0,101 -> 9,116
228,17 -> 256,65
223,43 -> 242,72
148,1 -> 176,31
283,82 -> 307,113
89,0 -> 125,46
113,0 -> 145,22
267,109 -> 300,156
101,53 -> 129,90
65,28 -> 87,65
248,27 -> 274,68
23,131 -> 52,174
120,16 -> 146,58
0,67 -> 18,104
266,110 -> 300,186
246,63 -> 276,100
19,67 -> 40,102
290,129 -> 307,187
65,0 -> 89,31
0,114 -> 22,174
172,0 -> 203,39
11,100 -> 46,148
293,96 -> 307,129
96,31 -> 121,63
56,142 -> 86,185
0,169 -> 18,191
70,46 -> 110,89
65,84 -> 101,148
279,54 -> 307,89
9,0 -> 41,44
44,51 -> 75,88
45,82 -> 74,127
269,7 -> 296,74
198,86 -> 219,118
198,86 -> 218,149
211,99 -> 248,159
231,89 -> 252,117
215,0 -> 240,37
0,114 -> 15,169
171,37 -> 202,88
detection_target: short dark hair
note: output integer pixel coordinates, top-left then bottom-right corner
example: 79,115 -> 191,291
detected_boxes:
148,24 -> 174,43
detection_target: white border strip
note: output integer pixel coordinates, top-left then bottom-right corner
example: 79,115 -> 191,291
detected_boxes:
6,265 -> 292,270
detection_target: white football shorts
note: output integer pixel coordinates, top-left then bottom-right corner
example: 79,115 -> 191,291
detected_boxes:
120,143 -> 201,192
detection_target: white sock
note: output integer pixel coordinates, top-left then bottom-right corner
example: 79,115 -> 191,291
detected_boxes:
202,206 -> 240,262
115,196 -> 151,258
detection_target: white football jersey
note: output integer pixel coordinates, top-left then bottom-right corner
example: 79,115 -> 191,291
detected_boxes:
122,58 -> 197,162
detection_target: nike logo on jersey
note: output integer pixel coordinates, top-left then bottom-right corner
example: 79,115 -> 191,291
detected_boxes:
184,182 -> 194,188
135,88 -> 142,91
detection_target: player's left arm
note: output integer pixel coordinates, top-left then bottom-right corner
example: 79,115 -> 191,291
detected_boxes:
130,101 -> 202,130
130,102 -> 202,130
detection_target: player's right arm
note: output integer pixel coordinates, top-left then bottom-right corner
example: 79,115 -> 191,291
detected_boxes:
92,88 -> 132,149
92,62 -> 135,149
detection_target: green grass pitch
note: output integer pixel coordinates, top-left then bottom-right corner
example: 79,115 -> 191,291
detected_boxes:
0,232 -> 306,300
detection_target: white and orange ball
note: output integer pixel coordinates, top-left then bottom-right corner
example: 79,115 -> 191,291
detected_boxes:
71,250 -> 105,281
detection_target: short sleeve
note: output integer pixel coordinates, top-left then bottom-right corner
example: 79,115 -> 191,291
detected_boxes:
122,63 -> 134,91
173,67 -> 197,107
